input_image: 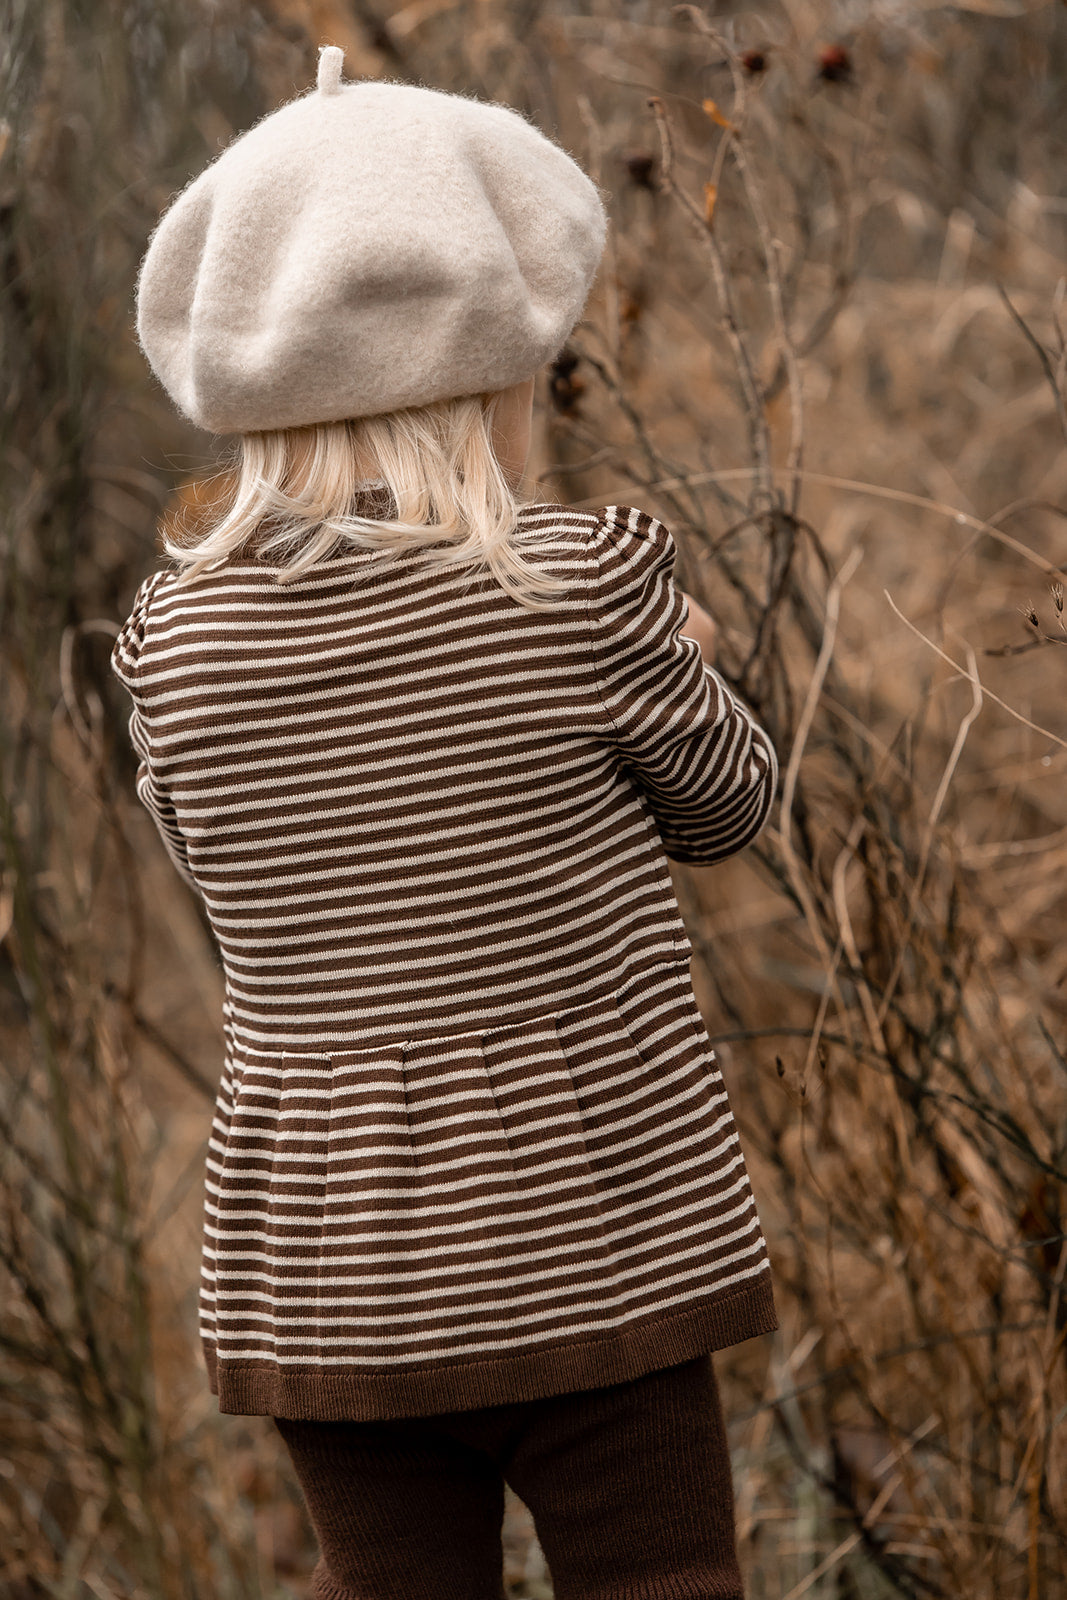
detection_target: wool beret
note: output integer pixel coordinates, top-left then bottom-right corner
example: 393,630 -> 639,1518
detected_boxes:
135,47 -> 608,434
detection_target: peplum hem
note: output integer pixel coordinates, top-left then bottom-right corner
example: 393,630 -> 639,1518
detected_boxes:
204,1271 -> 777,1420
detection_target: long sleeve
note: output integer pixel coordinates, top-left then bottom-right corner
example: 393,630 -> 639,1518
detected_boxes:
587,506 -> 778,866
111,574 -> 199,892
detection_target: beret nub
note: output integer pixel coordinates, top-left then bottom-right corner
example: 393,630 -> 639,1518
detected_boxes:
135,49 -> 608,435
317,45 -> 343,95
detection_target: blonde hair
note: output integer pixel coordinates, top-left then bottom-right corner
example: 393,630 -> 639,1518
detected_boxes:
162,392 -> 569,608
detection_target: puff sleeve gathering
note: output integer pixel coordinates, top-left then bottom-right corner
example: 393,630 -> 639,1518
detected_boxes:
588,507 -> 778,866
111,573 -> 199,892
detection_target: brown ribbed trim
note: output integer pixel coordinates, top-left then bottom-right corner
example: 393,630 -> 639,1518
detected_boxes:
204,1273 -> 777,1420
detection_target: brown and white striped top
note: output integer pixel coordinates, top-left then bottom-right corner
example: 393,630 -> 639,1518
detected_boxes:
112,500 -> 779,1421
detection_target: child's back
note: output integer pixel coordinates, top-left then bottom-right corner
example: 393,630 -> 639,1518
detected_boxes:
115,496 -> 777,1419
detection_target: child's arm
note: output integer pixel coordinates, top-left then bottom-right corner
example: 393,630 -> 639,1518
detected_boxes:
124,704 -> 200,892
590,508 -> 777,867
111,576 -> 200,893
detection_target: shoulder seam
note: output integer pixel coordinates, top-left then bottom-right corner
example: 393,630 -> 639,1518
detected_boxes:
113,569 -> 170,690
591,506 -> 671,546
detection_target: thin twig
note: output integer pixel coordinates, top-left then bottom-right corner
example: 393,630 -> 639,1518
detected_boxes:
773,545 -> 864,1043
647,94 -> 776,505
581,465 -> 1063,575
884,591 -> 1067,751
997,282 -> 1067,445
875,641 -> 984,1028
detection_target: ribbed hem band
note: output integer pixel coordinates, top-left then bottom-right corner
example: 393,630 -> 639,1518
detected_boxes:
204,1271 -> 777,1420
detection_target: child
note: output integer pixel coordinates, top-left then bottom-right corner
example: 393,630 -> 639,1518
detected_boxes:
113,47 -> 779,1600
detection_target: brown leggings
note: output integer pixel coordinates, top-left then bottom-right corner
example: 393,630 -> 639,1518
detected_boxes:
273,1353 -> 744,1600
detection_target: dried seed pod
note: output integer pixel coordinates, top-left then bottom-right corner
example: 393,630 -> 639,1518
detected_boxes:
549,349 -> 584,413
817,43 -> 852,83
618,287 -> 645,328
622,149 -> 657,189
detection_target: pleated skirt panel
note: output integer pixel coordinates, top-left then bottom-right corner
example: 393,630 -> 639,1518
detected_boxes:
200,958 -> 776,1419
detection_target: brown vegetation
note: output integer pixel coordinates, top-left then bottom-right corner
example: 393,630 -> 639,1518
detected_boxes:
1,2 -> 1065,1596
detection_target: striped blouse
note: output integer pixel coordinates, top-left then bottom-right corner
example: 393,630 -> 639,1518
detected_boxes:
112,499 -> 779,1420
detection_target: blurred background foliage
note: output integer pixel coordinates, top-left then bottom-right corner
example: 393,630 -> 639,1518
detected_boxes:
1,1 -> 1066,1596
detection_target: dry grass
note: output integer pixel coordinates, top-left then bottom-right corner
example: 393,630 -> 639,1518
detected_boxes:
1,2 -> 1065,1597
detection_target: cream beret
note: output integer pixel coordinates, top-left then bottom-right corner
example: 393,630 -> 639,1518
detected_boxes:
135,47 -> 607,434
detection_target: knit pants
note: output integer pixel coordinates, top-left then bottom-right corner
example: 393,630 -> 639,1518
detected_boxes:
273,1353 -> 744,1600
